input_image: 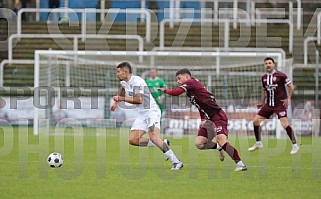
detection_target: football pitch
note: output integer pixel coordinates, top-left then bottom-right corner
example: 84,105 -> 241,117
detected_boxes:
0,127 -> 321,199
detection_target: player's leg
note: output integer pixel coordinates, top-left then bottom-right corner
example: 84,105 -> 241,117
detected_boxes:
128,130 -> 149,146
249,104 -> 272,151
248,114 -> 266,151
148,125 -> 166,150
216,134 -> 247,171
129,115 -> 150,146
148,125 -> 183,170
130,115 -> 167,147
195,121 -> 224,161
147,110 -> 183,170
279,116 -> 299,154
195,135 -> 217,150
195,120 -> 217,149
214,110 -> 247,171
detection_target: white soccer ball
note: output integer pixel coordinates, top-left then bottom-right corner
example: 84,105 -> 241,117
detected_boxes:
47,152 -> 64,168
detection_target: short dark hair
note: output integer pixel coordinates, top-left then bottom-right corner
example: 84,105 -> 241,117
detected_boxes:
117,62 -> 132,73
149,68 -> 158,72
264,57 -> 275,63
176,68 -> 191,77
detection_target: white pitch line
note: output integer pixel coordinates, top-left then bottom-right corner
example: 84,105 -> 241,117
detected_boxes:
1,160 -> 320,170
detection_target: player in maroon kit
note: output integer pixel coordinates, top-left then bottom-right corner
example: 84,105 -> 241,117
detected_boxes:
248,57 -> 299,154
158,68 -> 247,171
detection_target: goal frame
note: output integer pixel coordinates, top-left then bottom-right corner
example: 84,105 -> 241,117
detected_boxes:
33,50 -> 284,136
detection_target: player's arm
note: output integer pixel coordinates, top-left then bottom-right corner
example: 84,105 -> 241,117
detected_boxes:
287,82 -> 294,98
113,90 -> 143,104
198,110 -> 207,126
281,75 -> 294,107
159,79 -> 166,95
156,79 -> 167,104
257,77 -> 267,109
158,87 -> 185,96
113,83 -> 144,104
283,82 -> 294,107
117,93 -> 143,104
257,89 -> 267,109
110,87 -> 125,111
119,87 -> 125,97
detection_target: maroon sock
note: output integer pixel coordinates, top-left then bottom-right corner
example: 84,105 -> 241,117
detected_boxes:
254,125 -> 261,141
222,142 -> 241,163
286,126 -> 296,144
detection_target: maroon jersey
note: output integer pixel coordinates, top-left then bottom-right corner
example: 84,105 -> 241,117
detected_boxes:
261,70 -> 291,107
180,77 -> 221,119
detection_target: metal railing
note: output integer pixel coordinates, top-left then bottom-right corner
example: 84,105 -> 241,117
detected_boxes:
317,12 -> 321,45
166,0 -> 301,30
166,8 -> 292,28
304,36 -> 318,65
151,46 -> 286,68
297,0 -> 302,30
0,59 -> 36,87
160,18 -> 293,53
17,8 -> 152,42
8,34 -> 144,62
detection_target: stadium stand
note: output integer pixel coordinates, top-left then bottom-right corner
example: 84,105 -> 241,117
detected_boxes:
0,1 -> 320,98
0,22 -> 320,90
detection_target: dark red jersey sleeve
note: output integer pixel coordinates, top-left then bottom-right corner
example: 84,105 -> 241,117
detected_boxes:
164,87 -> 185,96
280,72 -> 291,85
179,78 -> 196,92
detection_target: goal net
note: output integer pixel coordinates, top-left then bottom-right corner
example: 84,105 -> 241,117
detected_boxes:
34,50 -> 290,137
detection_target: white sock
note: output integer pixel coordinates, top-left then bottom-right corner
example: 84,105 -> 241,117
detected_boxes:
236,160 -> 245,167
256,141 -> 262,145
217,144 -> 222,150
147,139 -> 156,147
164,149 -> 180,164
292,143 -> 298,147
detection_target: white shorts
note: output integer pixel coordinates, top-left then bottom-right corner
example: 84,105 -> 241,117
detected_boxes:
130,109 -> 161,132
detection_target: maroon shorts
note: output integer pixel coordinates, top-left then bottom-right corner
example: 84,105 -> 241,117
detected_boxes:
197,109 -> 228,138
258,103 -> 287,119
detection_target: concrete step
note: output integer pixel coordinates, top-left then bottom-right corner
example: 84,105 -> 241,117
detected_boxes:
1,22 -> 320,87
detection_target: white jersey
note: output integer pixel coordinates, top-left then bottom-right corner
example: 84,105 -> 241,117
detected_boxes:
120,75 -> 159,113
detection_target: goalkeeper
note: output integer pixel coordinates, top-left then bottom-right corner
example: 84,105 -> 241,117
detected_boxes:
145,68 -> 166,114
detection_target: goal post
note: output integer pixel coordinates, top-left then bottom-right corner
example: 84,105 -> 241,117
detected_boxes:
33,50 -> 287,137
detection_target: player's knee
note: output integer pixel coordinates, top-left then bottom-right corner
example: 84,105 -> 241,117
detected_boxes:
281,122 -> 288,129
216,135 -> 227,147
216,140 -> 226,147
195,140 -> 206,150
128,137 -> 139,146
149,136 -> 158,144
253,118 -> 260,126
148,124 -> 155,133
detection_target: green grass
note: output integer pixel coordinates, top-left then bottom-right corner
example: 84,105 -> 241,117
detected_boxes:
0,127 -> 321,199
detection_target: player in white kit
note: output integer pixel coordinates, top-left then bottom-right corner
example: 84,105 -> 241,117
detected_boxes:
110,62 -> 183,170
